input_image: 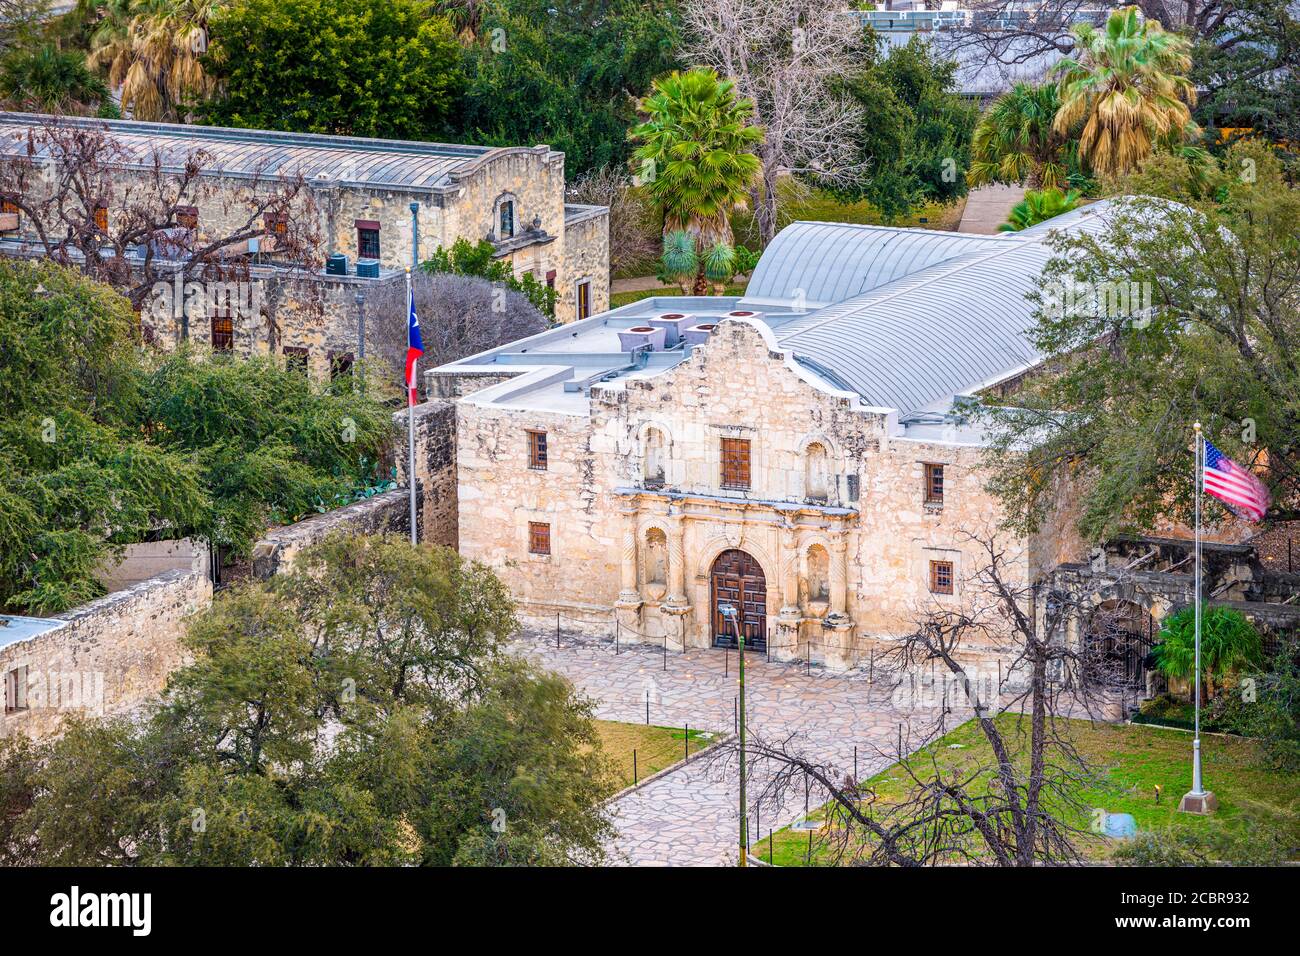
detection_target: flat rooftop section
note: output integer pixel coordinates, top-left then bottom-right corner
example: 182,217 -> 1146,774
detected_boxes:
434,200 -> 1137,425
0,615 -> 65,650
0,112 -> 515,191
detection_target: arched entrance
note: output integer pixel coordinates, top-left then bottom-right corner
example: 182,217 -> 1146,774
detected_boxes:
710,549 -> 767,651
1084,599 -> 1156,689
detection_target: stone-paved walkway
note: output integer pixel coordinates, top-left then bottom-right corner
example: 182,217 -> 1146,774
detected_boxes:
512,630 -> 973,866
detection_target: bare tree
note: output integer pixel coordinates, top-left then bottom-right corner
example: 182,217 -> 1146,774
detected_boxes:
712,531 -> 1125,866
566,165 -> 660,280
0,117 -> 322,316
365,270 -> 548,379
681,0 -> 871,247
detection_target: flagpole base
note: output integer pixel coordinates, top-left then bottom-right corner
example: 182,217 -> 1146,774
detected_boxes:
1178,790 -> 1218,815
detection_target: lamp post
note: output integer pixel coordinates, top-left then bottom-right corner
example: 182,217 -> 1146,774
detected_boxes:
721,603 -> 747,866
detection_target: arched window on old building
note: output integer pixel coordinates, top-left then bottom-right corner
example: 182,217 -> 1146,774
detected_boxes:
643,427 -> 667,488
805,442 -> 829,502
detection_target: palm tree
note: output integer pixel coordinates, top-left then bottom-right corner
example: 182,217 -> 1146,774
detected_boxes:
968,82 -> 1067,189
0,43 -> 110,114
998,187 -> 1084,232
1051,6 -> 1197,179
630,67 -> 762,274
86,0 -> 217,121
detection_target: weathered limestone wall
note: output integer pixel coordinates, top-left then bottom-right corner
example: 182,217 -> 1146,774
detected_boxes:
453,317 -> 1033,670
0,566 -> 212,740
250,487 -> 411,579
559,205 -> 611,321
96,537 -> 208,592
394,400 -> 459,549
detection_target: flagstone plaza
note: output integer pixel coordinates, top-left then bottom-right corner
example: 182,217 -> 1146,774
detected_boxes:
512,628 -> 973,865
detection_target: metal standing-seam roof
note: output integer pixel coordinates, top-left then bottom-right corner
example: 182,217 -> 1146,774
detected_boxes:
0,113 -> 505,191
774,202 -> 1117,413
740,220 -> 1006,310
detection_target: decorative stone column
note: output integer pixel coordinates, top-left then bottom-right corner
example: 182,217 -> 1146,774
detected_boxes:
615,506 -> 643,640
773,523 -> 801,663
661,512 -> 691,651
822,533 -> 857,671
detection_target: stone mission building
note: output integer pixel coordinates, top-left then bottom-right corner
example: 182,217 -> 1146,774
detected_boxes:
429,206 -> 1128,670
0,112 -> 609,376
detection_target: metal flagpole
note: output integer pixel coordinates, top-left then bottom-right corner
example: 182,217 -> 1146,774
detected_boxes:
407,267 -> 418,545
1180,422 -> 1215,812
1192,422 -> 1203,794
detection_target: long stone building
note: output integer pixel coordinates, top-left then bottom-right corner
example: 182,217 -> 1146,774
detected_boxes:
0,112 -> 609,377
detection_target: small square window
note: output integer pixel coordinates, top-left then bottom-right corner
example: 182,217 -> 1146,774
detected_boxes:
212,314 -> 233,352
283,347 -> 309,375
176,205 -> 199,229
527,429 -> 548,470
924,463 -> 944,505
357,223 -> 380,259
721,438 -> 751,491
264,212 -> 288,235
528,521 -> 551,555
329,351 -> 354,381
4,665 -> 28,713
929,560 -> 954,595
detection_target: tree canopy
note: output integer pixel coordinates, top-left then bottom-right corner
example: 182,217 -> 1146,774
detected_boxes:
0,260 -> 394,615
0,535 -> 616,866
980,141 -> 1300,541
201,0 -> 463,138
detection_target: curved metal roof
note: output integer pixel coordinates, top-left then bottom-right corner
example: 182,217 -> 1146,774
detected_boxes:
740,220 -> 1004,309
775,202 -> 1121,413
0,113 -> 504,191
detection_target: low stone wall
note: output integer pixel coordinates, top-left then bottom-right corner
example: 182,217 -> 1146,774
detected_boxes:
250,487 -> 410,580
0,566 -> 212,740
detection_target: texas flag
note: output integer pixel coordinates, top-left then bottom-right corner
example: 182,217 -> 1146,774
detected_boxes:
405,288 -> 423,406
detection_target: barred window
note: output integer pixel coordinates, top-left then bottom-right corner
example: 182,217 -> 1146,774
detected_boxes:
929,560 -> 954,595
93,205 -> 108,231
528,521 -> 551,556
924,463 -> 944,504
527,429 -> 548,470
211,314 -> 233,352
720,438 -> 751,491
283,347 -> 309,375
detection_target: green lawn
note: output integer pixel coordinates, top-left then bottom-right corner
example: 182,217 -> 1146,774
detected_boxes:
594,720 -> 716,794
609,282 -> 748,310
758,715 -> 1300,866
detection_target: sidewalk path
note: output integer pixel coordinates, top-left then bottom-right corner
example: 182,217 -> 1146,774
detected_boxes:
957,183 -> 1027,234
512,630 -> 969,866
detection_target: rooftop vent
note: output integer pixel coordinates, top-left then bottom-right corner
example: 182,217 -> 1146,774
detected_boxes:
618,326 -> 666,352
683,323 -> 717,345
646,312 -> 695,347
724,309 -> 764,324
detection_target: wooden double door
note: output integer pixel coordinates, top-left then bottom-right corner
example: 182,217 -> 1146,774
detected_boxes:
710,549 -> 767,651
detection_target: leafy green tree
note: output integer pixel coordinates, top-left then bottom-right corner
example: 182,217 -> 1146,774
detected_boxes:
1151,604 -> 1263,699
630,67 -> 761,292
456,0 -> 682,181
0,260 -> 394,615
835,35 -> 976,222
1213,635 -> 1300,771
998,187 -> 1084,232
0,41 -> 109,113
422,237 -> 556,318
0,535 -> 617,866
1052,6 -> 1198,178
200,0 -> 463,138
980,141 -> 1300,540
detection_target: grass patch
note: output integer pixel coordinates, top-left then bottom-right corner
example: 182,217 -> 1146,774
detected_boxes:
759,715 -> 1300,866
594,719 -> 716,793
609,282 -> 749,310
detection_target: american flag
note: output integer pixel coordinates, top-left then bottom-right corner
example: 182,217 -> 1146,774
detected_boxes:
1203,438 -> 1270,523
405,288 -> 423,406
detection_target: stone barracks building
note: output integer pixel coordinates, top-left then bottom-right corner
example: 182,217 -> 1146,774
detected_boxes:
0,112 -> 609,376
428,205 -> 1136,670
